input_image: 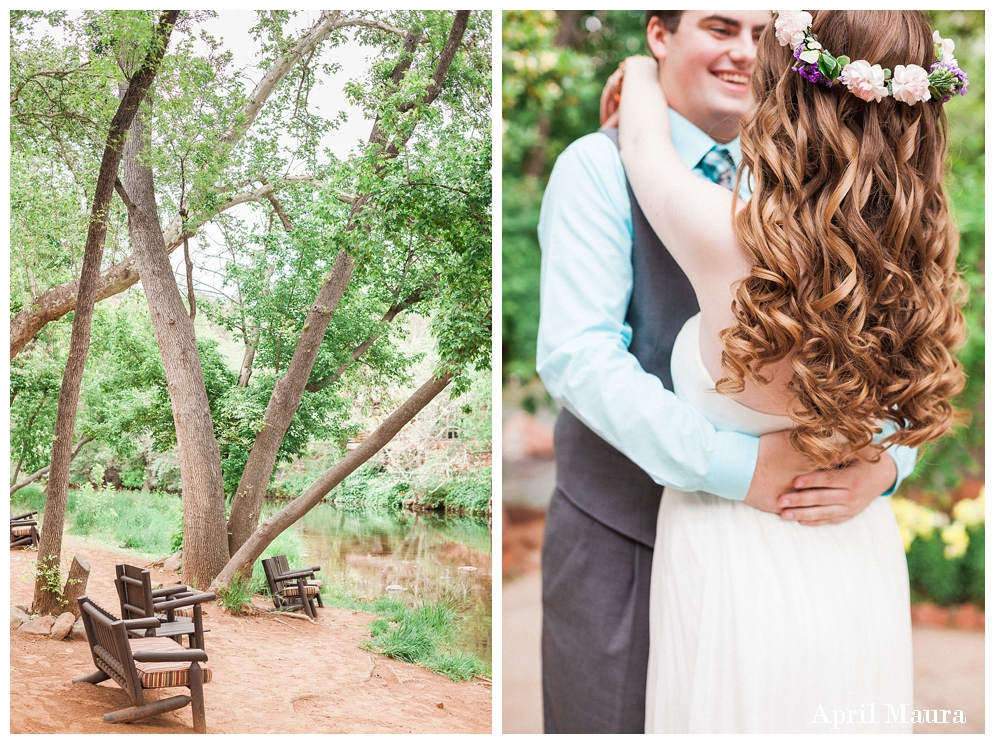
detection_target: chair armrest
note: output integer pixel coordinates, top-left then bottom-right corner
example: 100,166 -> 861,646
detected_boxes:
122,617 -> 161,630
10,519 -> 39,527
11,510 -> 38,521
133,648 -> 209,663
151,584 -> 190,598
273,567 -> 320,581
154,592 -> 216,612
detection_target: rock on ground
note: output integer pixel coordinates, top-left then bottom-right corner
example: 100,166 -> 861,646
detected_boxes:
50,611 -> 76,640
71,617 -> 87,642
11,605 -> 31,629
17,615 -> 56,635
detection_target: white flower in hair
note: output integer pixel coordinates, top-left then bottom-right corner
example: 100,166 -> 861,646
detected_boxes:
775,10 -> 813,50
932,30 -> 958,65
840,60 -> 889,103
891,64 -> 932,106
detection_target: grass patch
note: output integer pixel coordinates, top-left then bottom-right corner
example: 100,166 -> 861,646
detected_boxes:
362,595 -> 490,681
11,483 -> 47,515
65,484 -> 182,556
216,574 -> 254,614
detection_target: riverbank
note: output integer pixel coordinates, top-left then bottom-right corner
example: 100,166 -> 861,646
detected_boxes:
10,535 -> 491,734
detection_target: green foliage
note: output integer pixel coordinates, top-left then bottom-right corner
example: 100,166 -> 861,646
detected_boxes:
10,484 -> 48,515
35,555 -> 68,606
421,468 -> 492,514
904,10 -> 985,496
216,575 -> 254,615
907,525 -> 985,608
364,595 -> 489,681
66,485 -> 182,556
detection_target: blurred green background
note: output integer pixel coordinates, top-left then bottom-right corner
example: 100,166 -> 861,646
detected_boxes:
502,9 -> 984,503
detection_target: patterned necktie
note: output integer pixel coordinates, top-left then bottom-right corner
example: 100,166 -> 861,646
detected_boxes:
697,146 -> 736,191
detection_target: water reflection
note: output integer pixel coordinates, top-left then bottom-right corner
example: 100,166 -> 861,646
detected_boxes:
286,503 -> 492,666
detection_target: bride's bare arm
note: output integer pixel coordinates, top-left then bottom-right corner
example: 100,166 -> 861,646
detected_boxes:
617,56 -> 748,296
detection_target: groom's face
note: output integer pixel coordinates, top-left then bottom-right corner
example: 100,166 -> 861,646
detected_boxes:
648,10 -> 771,144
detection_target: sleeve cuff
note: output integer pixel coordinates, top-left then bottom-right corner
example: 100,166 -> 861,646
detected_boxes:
702,430 -> 759,501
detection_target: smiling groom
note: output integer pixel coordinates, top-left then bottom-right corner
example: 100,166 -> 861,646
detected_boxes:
535,10 -> 916,734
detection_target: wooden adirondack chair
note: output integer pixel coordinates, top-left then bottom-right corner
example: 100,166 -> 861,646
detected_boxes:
10,508 -> 40,548
73,595 -> 212,732
261,555 -> 323,619
114,563 -> 214,649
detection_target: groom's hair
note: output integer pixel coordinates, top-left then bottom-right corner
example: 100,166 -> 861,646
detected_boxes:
645,11 -> 682,32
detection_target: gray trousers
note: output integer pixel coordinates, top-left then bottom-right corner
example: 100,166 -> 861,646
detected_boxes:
541,489 -> 654,733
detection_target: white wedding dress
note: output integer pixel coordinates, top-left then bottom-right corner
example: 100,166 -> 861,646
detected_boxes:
645,314 -> 913,734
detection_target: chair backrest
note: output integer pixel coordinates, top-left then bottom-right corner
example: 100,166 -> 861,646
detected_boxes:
115,563 -> 155,621
274,554 -> 293,577
260,556 -> 285,596
77,595 -> 142,698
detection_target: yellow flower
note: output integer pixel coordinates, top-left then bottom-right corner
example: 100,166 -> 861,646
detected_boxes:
890,496 -> 948,552
952,486 -> 985,528
941,522 -> 969,560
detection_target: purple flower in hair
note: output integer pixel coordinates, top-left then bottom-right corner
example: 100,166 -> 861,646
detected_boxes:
928,61 -> 969,102
792,45 -> 834,87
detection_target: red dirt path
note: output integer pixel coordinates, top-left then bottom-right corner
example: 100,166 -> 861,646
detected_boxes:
10,535 -> 491,734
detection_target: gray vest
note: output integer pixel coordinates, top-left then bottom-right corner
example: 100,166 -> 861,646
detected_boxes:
552,128 -> 699,547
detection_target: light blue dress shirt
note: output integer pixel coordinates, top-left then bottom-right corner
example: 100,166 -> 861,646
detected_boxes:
536,110 -> 915,500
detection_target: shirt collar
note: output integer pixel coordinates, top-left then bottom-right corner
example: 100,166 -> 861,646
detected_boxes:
668,108 -> 742,170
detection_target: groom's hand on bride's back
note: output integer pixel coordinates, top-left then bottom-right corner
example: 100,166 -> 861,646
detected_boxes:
744,432 -> 896,526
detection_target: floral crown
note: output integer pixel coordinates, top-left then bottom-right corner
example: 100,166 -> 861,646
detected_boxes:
774,11 -> 969,105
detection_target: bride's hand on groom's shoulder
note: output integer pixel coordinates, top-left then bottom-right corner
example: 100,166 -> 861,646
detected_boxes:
601,57 -> 661,129
599,63 -> 624,128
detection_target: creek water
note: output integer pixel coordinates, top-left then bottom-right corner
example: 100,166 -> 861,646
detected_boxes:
278,503 -> 492,666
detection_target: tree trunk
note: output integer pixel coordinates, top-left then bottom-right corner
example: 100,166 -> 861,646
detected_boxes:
226,250 -> 355,555
224,11 -> 471,560
238,333 -> 259,387
10,437 -> 92,496
120,99 -> 229,589
32,10 -> 179,617
212,372 -> 452,592
61,555 -> 91,618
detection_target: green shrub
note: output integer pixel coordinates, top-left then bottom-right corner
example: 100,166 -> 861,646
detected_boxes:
216,575 -> 254,615
362,595 -> 489,680
66,486 -> 181,555
421,468 -> 491,515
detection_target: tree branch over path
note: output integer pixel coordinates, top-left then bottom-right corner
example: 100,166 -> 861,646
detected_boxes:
212,371 -> 452,592
10,437 -> 92,497
10,178 -> 322,359
33,9 -> 179,616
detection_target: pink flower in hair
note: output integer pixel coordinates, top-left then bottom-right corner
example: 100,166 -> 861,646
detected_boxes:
775,11 -> 813,50
891,64 -> 931,105
840,60 -> 888,103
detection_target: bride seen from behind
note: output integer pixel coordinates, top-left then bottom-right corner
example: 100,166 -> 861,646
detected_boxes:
618,10 -> 967,733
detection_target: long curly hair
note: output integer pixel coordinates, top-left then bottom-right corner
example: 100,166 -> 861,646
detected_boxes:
721,10 -> 967,467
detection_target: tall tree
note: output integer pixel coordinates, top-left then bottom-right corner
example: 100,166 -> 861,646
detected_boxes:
225,10 -> 471,558
118,99 -> 230,586
32,10 -> 179,615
